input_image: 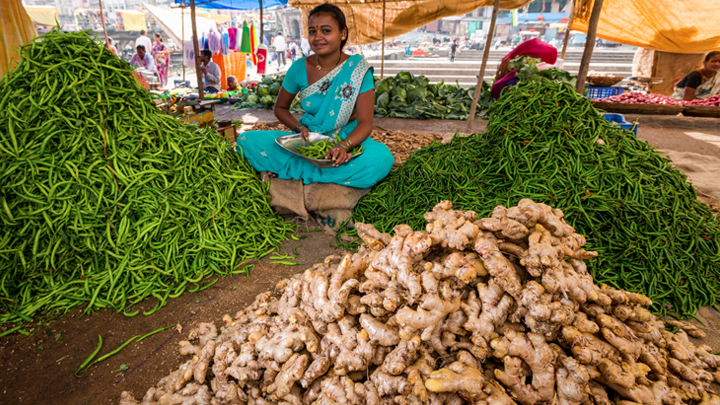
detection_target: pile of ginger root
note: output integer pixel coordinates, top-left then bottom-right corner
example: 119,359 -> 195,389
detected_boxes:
120,199 -> 720,405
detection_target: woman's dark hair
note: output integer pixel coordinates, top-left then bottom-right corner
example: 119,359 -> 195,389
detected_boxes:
705,51 -> 720,62
155,33 -> 163,42
308,3 -> 348,49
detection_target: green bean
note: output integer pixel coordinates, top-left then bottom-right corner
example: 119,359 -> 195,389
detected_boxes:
86,323 -> 176,369
75,334 -> 103,378
0,28 -> 297,332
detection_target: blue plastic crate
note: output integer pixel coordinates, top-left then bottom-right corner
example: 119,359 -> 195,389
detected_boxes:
586,86 -> 628,99
603,113 -> 637,136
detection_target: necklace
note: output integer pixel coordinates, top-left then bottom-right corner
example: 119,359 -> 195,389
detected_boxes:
315,54 -> 342,71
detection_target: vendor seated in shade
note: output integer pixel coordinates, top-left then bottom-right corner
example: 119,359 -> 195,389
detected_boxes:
226,75 -> 242,91
237,3 -> 393,189
129,45 -> 156,72
673,51 -> 720,101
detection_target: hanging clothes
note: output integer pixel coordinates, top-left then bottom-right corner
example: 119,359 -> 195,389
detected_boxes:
239,22 -> 252,53
221,32 -> 229,55
249,23 -> 258,65
183,39 -> 195,67
201,33 -> 209,51
228,27 -> 238,50
208,30 -> 221,55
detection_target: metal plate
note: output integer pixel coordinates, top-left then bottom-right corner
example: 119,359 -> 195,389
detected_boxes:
275,133 -> 363,168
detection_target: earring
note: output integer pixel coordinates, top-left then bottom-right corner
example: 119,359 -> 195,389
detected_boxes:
341,36 -> 346,40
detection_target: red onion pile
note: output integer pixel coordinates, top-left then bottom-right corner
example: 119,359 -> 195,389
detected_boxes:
598,93 -> 682,105
684,94 -> 720,107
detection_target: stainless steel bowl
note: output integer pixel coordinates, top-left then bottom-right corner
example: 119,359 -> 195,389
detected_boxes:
275,132 -> 363,168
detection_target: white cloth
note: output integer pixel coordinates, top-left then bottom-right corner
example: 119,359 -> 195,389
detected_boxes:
135,35 -> 152,52
673,71 -> 720,100
301,38 -> 310,55
203,61 -> 222,90
273,35 -> 286,52
183,40 -> 195,67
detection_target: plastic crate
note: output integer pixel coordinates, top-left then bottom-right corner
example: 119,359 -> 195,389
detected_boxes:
603,113 -> 637,136
586,86 -> 628,99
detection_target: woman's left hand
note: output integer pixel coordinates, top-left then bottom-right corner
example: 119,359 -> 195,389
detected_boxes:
326,145 -> 351,167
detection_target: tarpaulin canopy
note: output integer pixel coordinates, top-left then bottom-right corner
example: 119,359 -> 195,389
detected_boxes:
24,5 -> 59,26
144,3 -> 217,46
172,0 -> 288,10
119,10 -> 148,32
2,0 -> 36,77
570,0 -> 720,54
288,0 -> 533,45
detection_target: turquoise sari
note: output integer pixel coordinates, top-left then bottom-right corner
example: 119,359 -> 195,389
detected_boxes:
237,54 -> 394,189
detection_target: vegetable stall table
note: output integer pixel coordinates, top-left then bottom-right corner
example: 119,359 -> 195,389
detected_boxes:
158,98 -> 221,128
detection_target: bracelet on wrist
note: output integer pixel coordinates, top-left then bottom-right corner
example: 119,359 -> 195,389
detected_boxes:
294,124 -> 304,132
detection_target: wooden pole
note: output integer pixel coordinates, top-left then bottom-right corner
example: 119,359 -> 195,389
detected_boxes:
560,0 -> 574,60
97,0 -> 109,48
466,0 -> 500,133
381,0 -> 386,79
575,0 -> 603,94
259,0 -> 264,45
182,7 -> 186,84
190,0 -> 204,98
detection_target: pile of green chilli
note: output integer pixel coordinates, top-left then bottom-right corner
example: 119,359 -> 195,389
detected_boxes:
353,77 -> 720,317
0,29 -> 295,327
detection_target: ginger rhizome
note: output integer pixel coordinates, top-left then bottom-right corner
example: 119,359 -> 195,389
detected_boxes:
120,200 -> 719,405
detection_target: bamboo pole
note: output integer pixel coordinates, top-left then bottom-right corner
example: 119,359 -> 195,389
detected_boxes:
97,0 -> 109,48
575,0 -> 603,94
466,0 -> 500,133
560,0 -> 574,60
260,0 -> 264,44
381,0 -> 386,79
190,0 -> 204,98
182,7 -> 186,84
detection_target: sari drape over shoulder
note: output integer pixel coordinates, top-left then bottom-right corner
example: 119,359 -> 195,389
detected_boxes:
237,54 -> 394,189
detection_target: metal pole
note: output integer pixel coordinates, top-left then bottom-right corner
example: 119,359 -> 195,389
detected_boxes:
560,0 -> 574,60
98,0 -> 109,48
381,0 -> 386,79
190,0 -> 204,98
466,0 -> 499,133
182,6 -> 186,83
259,0 -> 264,45
575,0 -> 603,94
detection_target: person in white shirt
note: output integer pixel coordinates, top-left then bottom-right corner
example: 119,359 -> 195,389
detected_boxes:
199,49 -> 222,93
135,30 -> 152,54
300,37 -> 311,56
273,33 -> 286,66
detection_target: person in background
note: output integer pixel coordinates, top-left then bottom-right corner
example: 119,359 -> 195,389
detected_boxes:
226,75 -> 242,91
491,38 -> 556,99
449,39 -> 458,62
273,33 -> 287,66
301,37 -> 311,56
135,30 -> 152,54
673,51 -> 720,101
129,45 -> 156,72
290,41 -> 298,61
152,33 -> 170,87
106,37 -> 118,55
199,49 -> 221,93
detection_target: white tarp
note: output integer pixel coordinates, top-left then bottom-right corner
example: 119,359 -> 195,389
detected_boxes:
142,3 -> 217,48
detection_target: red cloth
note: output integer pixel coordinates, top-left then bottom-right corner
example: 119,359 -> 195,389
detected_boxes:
491,39 -> 558,98
228,27 -> 238,50
501,38 -> 557,65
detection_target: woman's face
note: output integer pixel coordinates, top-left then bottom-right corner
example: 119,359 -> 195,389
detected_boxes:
308,13 -> 345,57
155,35 -> 160,42
705,55 -> 720,73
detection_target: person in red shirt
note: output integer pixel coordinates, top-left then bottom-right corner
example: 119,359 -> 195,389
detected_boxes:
106,37 -> 118,56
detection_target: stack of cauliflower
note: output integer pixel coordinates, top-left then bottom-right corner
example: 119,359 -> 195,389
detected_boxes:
121,200 -> 720,405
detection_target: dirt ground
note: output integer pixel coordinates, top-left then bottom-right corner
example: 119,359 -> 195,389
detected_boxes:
2,109 -> 720,405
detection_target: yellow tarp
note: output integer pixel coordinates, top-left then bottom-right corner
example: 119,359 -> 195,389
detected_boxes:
570,0 -> 720,54
24,5 -> 59,26
289,0 -> 532,45
211,15 -> 232,24
119,10 -> 148,32
2,0 -> 36,77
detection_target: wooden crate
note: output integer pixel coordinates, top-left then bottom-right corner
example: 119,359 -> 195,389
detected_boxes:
683,106 -> 720,118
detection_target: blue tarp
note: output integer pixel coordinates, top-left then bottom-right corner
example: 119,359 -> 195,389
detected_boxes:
173,0 -> 287,10
498,12 -> 569,24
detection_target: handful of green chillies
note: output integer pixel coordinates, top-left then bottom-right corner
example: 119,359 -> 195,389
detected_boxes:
295,135 -> 363,160
353,77 -> 720,318
0,28 -> 295,330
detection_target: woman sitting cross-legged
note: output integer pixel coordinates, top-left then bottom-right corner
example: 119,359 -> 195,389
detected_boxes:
237,3 -> 394,189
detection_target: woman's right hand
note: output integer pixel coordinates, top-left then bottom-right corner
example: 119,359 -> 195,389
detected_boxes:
299,126 -> 310,141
